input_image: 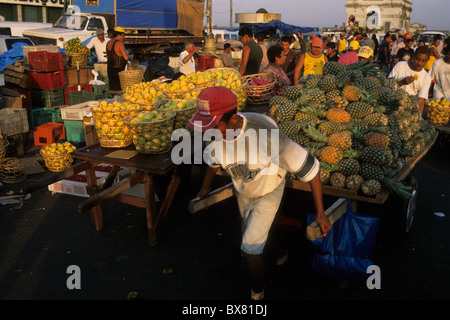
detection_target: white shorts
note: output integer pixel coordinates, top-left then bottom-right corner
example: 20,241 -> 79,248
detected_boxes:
237,180 -> 285,255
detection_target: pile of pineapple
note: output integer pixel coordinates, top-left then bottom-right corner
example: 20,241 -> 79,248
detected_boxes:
269,61 -> 435,198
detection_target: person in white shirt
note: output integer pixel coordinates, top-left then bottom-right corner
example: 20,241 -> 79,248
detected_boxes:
86,29 -> 110,63
389,46 -> 432,114
179,41 -> 199,75
429,46 -> 450,100
188,86 -> 331,300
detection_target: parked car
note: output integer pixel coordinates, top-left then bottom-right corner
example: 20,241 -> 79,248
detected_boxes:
417,31 -> 447,53
0,35 -> 35,55
0,21 -> 53,37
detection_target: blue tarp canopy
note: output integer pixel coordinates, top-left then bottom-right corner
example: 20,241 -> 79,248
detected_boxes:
247,20 -> 320,35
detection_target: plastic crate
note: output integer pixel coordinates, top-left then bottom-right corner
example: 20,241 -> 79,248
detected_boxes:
197,56 -> 215,71
28,70 -> 65,90
64,120 -> 85,143
28,51 -> 64,72
61,101 -> 98,121
31,88 -> 65,109
64,84 -> 93,105
92,84 -> 109,95
30,108 -> 62,128
33,122 -> 66,147
68,90 -> 108,106
0,108 -> 29,136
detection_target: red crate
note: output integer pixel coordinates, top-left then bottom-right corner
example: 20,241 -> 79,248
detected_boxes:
197,56 -> 215,71
28,70 -> 65,90
33,122 -> 66,147
64,84 -> 93,105
29,51 -> 64,72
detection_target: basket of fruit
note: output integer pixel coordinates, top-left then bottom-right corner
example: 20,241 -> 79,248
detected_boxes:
65,38 -> 89,67
92,100 -> 139,148
154,99 -> 196,129
241,73 -> 276,105
125,110 -> 175,154
425,98 -> 450,126
119,66 -> 144,90
40,142 -> 77,172
185,71 -> 215,90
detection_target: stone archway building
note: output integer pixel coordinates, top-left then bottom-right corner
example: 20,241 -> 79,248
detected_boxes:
345,0 -> 412,32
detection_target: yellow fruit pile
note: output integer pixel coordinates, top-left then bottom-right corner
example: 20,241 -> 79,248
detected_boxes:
154,99 -> 196,129
122,81 -> 168,110
426,97 -> 450,126
92,100 -> 139,148
126,110 -> 175,154
40,142 -> 77,172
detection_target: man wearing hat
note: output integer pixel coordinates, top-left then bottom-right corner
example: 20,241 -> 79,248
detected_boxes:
189,86 -> 331,300
293,37 -> 328,85
86,28 -> 110,63
106,26 -> 132,91
337,40 -> 359,65
358,46 -> 374,62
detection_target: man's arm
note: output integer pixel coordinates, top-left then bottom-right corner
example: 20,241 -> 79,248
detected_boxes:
196,166 -> 220,200
182,47 -> 200,64
308,173 -> 332,237
293,54 -> 305,86
239,45 -> 250,76
118,41 -> 131,61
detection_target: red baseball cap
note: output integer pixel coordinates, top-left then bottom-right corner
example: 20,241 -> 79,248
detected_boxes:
188,86 -> 237,132
312,37 -> 323,48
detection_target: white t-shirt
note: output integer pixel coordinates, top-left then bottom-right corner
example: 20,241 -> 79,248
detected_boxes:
389,61 -> 432,99
429,58 -> 450,100
204,113 -> 319,199
179,50 -> 196,75
86,36 -> 110,62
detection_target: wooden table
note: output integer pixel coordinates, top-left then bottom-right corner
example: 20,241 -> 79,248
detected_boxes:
24,142 -> 186,247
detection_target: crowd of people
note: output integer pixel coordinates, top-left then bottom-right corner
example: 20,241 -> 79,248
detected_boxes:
227,28 -> 450,109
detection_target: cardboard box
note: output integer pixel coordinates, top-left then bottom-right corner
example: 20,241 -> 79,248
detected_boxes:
83,122 -> 98,145
64,67 -> 95,86
1,87 -> 25,109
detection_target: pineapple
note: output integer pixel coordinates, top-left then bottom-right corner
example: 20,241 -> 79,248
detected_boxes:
361,179 -> 382,196
344,101 -> 374,119
325,90 -> 341,100
360,146 -> 386,165
304,74 -> 323,88
269,95 -> 290,107
318,146 -> 344,164
330,172 -> 346,188
355,77 -> 379,92
274,101 -> 298,123
318,74 -> 337,92
278,121 -> 302,138
360,163 -> 384,182
307,88 -> 327,103
337,158 -> 360,176
318,121 -> 344,136
294,111 -> 321,127
363,112 -> 389,127
291,133 -> 311,147
322,61 -> 347,76
284,86 -> 303,100
364,132 -> 390,149
345,174 -> 364,190
319,162 -> 336,184
342,84 -> 363,102
327,131 -> 352,150
326,108 -> 351,123
329,96 -> 349,109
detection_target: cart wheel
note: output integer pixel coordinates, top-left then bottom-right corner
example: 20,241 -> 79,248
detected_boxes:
402,175 -> 418,235
380,174 -> 418,242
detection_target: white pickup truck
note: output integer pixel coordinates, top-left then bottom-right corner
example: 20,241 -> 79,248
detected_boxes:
22,13 -> 108,49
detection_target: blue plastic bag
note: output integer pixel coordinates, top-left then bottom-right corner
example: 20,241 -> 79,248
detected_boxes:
307,198 -> 380,282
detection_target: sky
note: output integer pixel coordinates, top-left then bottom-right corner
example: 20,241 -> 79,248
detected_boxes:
210,0 -> 450,31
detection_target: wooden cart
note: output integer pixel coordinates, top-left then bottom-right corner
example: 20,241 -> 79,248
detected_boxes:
189,131 -> 439,240
22,142 -> 193,247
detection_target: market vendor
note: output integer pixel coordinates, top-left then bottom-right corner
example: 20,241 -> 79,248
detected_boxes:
106,26 -> 132,91
179,41 -> 200,75
293,37 -> 327,85
261,45 -> 290,96
86,28 -> 110,63
188,86 -> 331,300
389,46 -> 432,114
238,27 -> 263,76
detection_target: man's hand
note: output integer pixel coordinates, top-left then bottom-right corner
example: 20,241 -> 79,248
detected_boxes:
401,76 -> 415,86
315,214 -> 332,238
195,185 -> 211,201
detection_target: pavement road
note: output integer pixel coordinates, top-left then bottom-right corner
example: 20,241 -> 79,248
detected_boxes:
0,127 -> 449,303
